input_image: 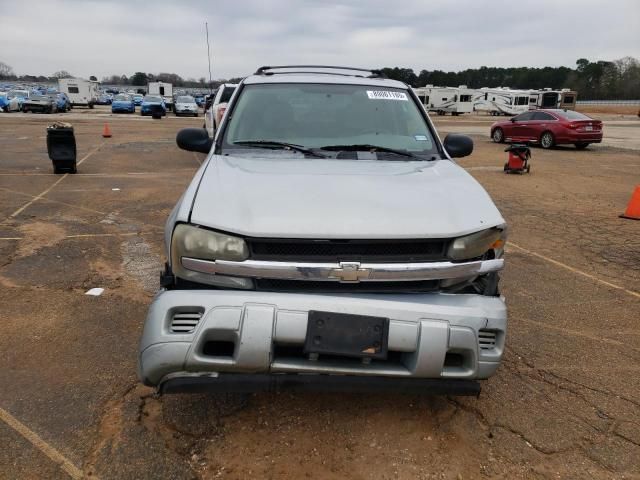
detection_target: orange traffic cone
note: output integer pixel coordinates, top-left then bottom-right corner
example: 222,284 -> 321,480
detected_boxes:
620,185 -> 640,220
102,123 -> 112,138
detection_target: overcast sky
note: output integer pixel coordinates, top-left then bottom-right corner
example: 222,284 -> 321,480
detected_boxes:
2,0 -> 639,80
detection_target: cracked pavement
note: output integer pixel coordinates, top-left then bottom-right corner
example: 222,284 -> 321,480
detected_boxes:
0,107 -> 638,479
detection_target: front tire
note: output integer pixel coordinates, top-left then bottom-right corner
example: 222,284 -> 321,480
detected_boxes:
575,142 -> 589,150
492,128 -> 504,143
540,131 -> 555,149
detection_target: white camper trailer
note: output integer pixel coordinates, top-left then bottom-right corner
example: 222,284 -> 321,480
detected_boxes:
534,88 -> 578,110
414,85 -> 474,115
58,78 -> 99,108
473,88 -> 531,116
147,82 -> 174,110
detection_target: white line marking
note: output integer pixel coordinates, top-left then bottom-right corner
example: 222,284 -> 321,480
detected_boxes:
0,406 -> 88,479
0,232 -> 154,241
7,143 -> 104,219
509,242 -> 640,299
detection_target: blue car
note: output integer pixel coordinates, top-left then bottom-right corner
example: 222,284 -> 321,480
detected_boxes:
140,95 -> 166,116
111,94 -> 135,113
53,93 -> 70,112
132,93 -> 144,106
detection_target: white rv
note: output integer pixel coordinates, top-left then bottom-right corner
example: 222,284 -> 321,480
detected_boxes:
473,88 -> 531,116
533,88 -> 578,110
414,85 -> 474,116
147,82 -> 174,110
58,78 -> 99,108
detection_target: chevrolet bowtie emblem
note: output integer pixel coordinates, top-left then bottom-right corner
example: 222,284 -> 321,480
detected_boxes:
328,262 -> 371,282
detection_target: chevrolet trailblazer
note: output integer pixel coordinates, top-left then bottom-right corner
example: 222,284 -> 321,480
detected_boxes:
138,66 -> 508,395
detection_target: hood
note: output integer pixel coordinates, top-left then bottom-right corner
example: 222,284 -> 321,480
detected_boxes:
189,155 -> 505,239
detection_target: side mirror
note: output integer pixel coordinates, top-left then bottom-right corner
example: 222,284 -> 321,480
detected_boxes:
176,128 -> 213,154
443,133 -> 473,158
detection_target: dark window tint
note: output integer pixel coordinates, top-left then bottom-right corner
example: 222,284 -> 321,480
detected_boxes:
68,87 -> 79,94
532,112 -> 556,121
220,87 -> 236,103
556,110 -> 591,120
515,96 -> 529,106
563,95 -> 575,104
459,95 -> 471,102
513,112 -> 534,122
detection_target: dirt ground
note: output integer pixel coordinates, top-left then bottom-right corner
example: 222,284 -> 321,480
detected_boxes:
0,106 -> 638,480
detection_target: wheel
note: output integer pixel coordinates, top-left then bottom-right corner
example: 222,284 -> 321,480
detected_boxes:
503,163 -> 509,172
194,112 -> 198,117
71,165 -> 77,174
540,131 -> 555,149
526,165 -> 531,173
575,142 -> 589,150
89,103 -> 94,109
492,128 -> 504,143
202,122 -> 206,129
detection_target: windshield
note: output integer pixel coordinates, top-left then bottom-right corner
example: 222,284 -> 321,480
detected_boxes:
8,90 -> 28,98
31,95 -> 46,100
222,83 -> 436,157
144,96 -> 162,103
177,96 -> 194,103
133,94 -> 143,99
114,94 -> 130,101
220,87 -> 236,103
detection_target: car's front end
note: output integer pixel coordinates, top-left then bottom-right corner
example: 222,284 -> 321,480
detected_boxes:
111,95 -> 135,113
140,96 -> 166,116
139,69 -> 508,395
133,95 -> 144,106
175,96 -> 199,116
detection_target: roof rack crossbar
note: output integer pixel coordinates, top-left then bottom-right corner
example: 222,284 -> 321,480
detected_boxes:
254,65 -> 387,79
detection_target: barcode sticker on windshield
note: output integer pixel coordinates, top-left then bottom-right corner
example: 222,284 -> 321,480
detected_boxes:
367,90 -> 408,101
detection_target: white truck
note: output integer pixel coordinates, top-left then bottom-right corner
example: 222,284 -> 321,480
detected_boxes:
204,83 -> 238,138
473,88 -> 531,116
148,82 -> 174,111
58,78 -> 99,108
414,85 -> 474,116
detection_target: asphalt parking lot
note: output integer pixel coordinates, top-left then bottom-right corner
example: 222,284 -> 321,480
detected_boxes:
0,106 -> 639,480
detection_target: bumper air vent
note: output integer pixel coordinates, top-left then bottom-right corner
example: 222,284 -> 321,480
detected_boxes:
478,330 -> 497,350
170,310 -> 203,333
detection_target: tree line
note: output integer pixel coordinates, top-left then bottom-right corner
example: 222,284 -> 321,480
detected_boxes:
380,57 -> 640,100
1,57 -> 638,99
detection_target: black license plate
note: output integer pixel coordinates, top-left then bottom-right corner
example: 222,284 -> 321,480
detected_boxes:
304,311 -> 389,359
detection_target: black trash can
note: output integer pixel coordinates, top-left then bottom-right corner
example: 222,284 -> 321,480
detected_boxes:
47,123 -> 77,174
150,104 -> 164,119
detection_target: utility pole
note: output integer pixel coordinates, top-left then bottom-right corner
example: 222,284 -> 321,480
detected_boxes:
205,22 -> 213,94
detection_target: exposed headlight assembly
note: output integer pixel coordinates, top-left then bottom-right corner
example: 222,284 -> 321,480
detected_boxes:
448,226 -> 507,261
171,224 -> 251,288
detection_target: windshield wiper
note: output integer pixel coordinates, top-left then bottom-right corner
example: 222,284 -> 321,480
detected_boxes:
317,144 -> 425,160
233,140 -> 327,158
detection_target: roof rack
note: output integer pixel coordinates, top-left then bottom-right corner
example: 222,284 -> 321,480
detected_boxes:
254,65 -> 387,79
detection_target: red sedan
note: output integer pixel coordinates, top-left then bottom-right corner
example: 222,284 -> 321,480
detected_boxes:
490,109 -> 603,149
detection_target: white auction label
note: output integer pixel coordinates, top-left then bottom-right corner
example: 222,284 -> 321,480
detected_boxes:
366,90 -> 408,101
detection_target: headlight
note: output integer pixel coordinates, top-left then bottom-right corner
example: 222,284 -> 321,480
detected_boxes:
171,224 -> 251,288
448,227 -> 507,261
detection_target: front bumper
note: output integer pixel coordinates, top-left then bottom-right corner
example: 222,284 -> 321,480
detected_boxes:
138,289 -> 507,392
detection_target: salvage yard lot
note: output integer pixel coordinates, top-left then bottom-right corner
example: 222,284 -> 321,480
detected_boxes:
0,108 -> 639,479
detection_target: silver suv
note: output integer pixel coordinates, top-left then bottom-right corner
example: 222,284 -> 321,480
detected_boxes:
138,66 -> 507,395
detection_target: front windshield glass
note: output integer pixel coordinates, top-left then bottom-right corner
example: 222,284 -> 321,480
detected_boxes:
220,87 -> 236,103
114,94 -> 130,101
223,83 -> 436,157
144,96 -> 162,103
8,90 -> 28,98
133,94 -> 143,99
177,96 -> 194,103
31,95 -> 46,100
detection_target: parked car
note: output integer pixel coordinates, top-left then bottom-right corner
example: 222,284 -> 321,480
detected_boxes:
0,92 -> 21,112
491,109 -> 603,149
194,94 -> 206,107
204,83 -> 237,137
22,94 -> 58,113
138,65 -> 507,396
132,93 -> 144,106
96,94 -> 113,105
140,95 -> 166,116
53,93 -> 71,112
111,94 -> 135,113
7,89 -> 30,110
174,95 -> 199,117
